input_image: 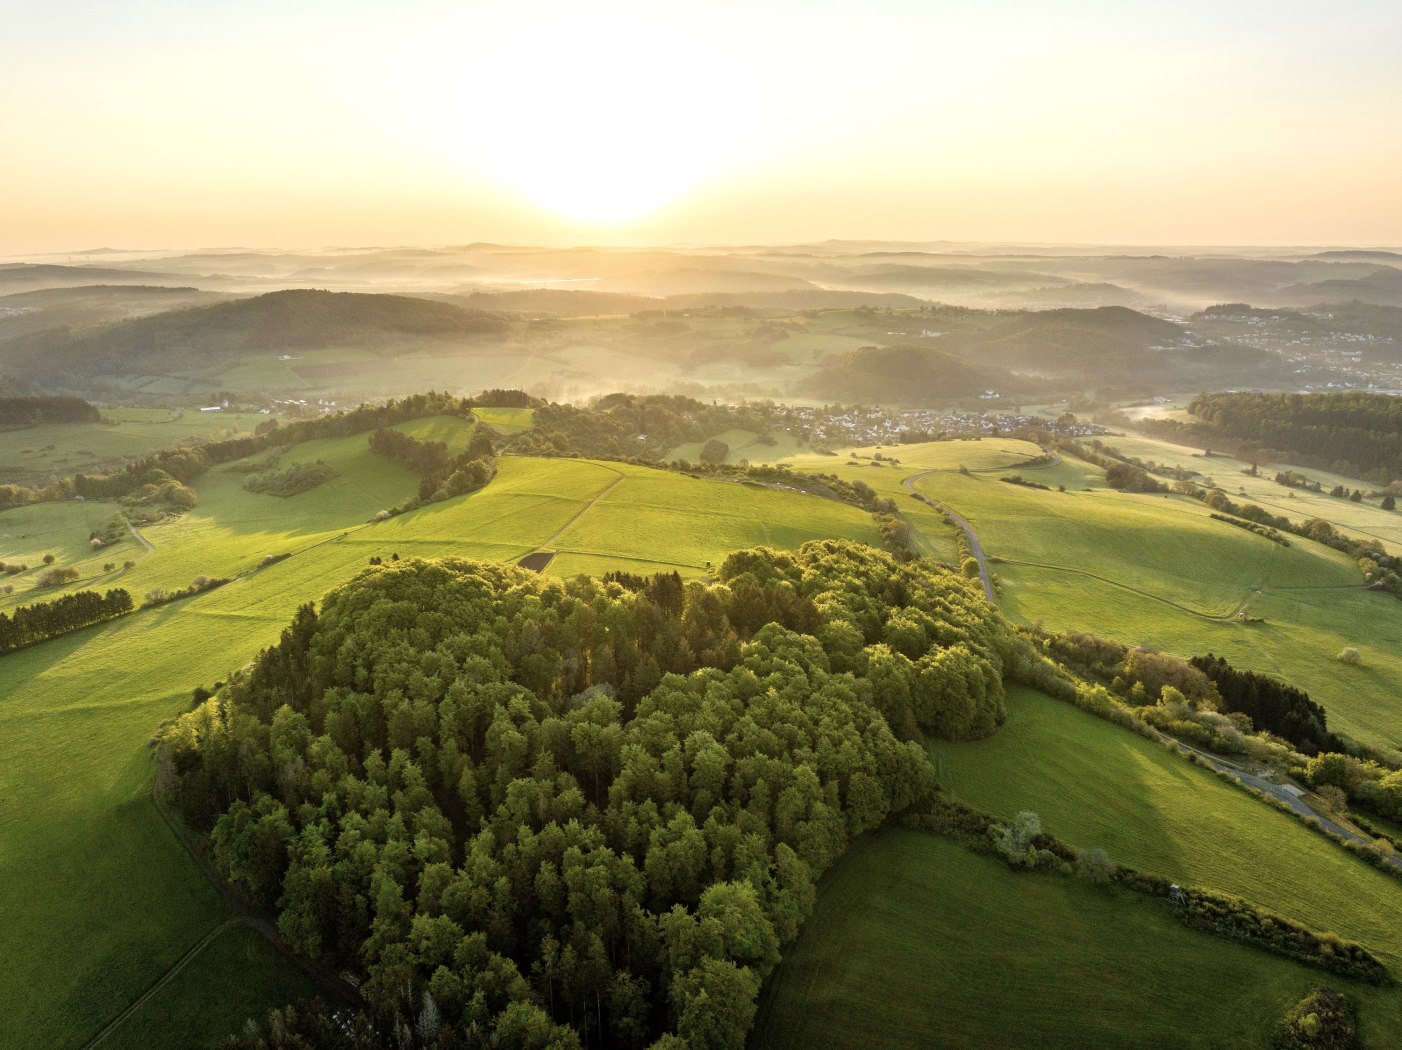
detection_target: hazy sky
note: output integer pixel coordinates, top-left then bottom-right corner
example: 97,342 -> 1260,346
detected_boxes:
4,0 -> 1402,252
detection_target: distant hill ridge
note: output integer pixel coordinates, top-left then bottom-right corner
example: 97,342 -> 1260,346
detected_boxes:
10,289 -> 509,379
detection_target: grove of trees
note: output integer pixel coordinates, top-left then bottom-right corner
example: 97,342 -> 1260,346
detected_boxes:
1184,392 -> 1402,483
0,588 -> 133,654
0,395 -> 100,425
160,542 -> 1013,1048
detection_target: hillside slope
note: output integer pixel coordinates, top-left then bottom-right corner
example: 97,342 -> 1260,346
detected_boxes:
6,289 -> 508,380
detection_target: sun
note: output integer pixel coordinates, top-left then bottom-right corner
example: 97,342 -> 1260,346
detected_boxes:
457,10 -> 762,225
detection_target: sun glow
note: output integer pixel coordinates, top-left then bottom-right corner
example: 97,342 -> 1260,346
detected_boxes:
457,11 -> 764,225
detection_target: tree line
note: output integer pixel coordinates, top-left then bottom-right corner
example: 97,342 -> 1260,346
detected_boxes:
159,542 -> 1013,1048
1170,481 -> 1402,596
0,588 -> 133,655
368,425 -> 499,507
1172,392 -> 1402,484
507,394 -> 774,462
0,395 -> 100,426
1189,654 -> 1343,756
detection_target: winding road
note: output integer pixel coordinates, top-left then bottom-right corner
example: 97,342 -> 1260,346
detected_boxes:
902,470 -> 995,603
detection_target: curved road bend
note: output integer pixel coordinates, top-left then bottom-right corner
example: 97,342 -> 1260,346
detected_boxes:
902,470 -> 995,603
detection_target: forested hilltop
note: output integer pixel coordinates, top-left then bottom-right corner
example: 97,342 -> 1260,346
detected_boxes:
1161,392 -> 1402,483
159,542 -> 1012,1048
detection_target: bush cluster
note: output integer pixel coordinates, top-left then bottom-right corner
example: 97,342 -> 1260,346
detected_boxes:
245,461 -> 339,498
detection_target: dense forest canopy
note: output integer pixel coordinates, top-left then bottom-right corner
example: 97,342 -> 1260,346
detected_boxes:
160,542 -> 1015,1048
508,394 -> 773,461
1185,392 -> 1402,482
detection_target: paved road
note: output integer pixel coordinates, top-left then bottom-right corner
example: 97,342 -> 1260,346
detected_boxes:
1158,731 -> 1402,870
902,470 -> 995,603
121,515 -> 154,555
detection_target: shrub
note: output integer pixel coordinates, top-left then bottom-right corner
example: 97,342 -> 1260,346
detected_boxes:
245,460 -> 338,497
1074,847 -> 1116,886
35,566 -> 81,588
1337,647 -> 1362,666
1315,785 -> 1349,815
989,811 -> 1061,869
1272,988 -> 1360,1049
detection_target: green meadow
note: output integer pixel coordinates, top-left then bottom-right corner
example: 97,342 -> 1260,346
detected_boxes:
668,428 -> 809,465
753,828 -> 1323,1050
1100,430 -> 1402,553
8,414 -> 1402,1047
472,405 -> 536,432
933,686 -> 1402,1039
0,499 -> 132,599
540,463 -> 881,577
841,439 -> 1402,751
101,926 -> 314,1050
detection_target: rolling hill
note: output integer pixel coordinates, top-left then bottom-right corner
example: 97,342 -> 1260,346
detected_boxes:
3,289 -> 510,383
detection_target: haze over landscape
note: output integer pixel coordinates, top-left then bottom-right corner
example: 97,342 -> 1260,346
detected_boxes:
8,3 -> 1402,1050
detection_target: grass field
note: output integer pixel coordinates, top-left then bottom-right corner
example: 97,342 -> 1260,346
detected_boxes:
803,438 -> 1402,751
0,448 -> 883,1049
102,926 -> 316,1050
932,685 -> 1402,1040
0,499 -> 132,600
0,409 -> 271,485
1101,431 -> 1402,553
778,437 -> 1057,565
753,828 -> 1327,1049
541,465 -> 881,576
668,428 -> 810,465
391,412 -> 476,453
473,406 -> 536,431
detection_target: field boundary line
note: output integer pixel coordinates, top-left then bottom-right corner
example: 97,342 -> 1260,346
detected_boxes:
993,556 -> 1245,621
548,547 -> 706,571
529,463 -> 628,553
81,917 -> 246,1049
78,788 -> 361,1049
